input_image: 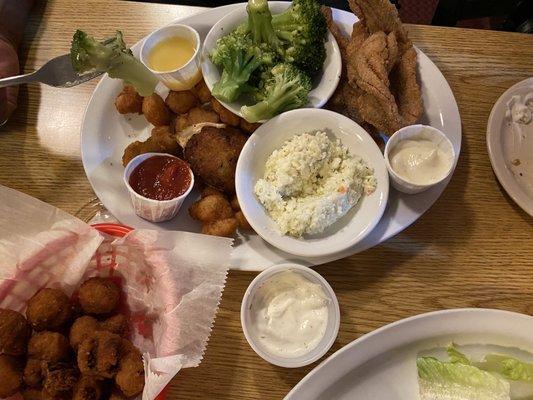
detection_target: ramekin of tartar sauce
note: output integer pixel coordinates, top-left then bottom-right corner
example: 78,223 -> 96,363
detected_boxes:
241,263 -> 340,368
384,124 -> 455,194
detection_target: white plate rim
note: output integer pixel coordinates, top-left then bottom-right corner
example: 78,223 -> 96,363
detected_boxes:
284,308 -> 533,399
486,77 -> 533,217
80,2 -> 462,271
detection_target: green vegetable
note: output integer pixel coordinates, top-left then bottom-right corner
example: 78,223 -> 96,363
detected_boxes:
210,31 -> 276,102
417,356 -> 511,400
241,63 -> 311,122
246,0 -> 283,51
271,0 -> 327,76
70,30 -> 157,96
448,345 -> 472,365
478,355 -> 533,383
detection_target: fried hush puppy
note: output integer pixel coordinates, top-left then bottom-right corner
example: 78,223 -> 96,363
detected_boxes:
77,331 -> 122,378
210,97 -> 240,127
114,86 -> 143,115
189,194 -> 234,222
0,308 -> 31,355
42,367 -> 78,398
78,277 -> 120,315
26,288 -> 72,331
0,354 -> 23,397
24,358 -> 44,387
184,125 -> 247,193
142,93 -> 171,126
115,345 -> 145,397
28,331 -> 70,363
165,90 -> 199,114
70,315 -> 128,350
193,78 -> 212,104
201,218 -> 238,238
72,376 -> 103,400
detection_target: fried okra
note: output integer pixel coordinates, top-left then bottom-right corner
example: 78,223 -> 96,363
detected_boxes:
26,288 -> 72,331
78,277 -> 120,315
0,308 -> 31,355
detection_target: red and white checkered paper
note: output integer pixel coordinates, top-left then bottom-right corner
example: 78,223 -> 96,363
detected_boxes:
0,185 -> 233,400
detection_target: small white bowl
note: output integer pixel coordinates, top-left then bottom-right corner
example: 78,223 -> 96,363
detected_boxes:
241,263 -> 340,368
235,108 -> 389,258
123,152 -> 194,222
201,2 -> 342,121
384,124 -> 455,194
140,24 -> 202,91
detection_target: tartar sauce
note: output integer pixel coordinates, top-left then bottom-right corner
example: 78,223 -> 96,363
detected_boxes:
506,92 -> 533,125
389,139 -> 452,185
249,270 -> 329,358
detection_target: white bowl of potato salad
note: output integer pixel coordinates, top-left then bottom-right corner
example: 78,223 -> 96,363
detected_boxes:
236,108 -> 389,258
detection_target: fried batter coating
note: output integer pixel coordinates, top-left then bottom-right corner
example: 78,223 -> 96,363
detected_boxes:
239,118 -> 261,134
189,195 -> 234,222
235,211 -> 252,231
165,90 -> 199,114
77,331 -> 121,378
211,97 -> 240,126
184,125 -> 247,193
201,186 -> 223,198
142,93 -> 171,126
115,86 -> 143,115
150,125 -> 180,154
26,288 -> 72,331
193,79 -> 212,104
202,218 -> 238,237
0,308 -> 31,355
69,316 -> 98,351
115,346 -> 144,397
99,314 -> 127,336
24,358 -> 44,388
22,388 -> 43,400
0,354 -> 23,397
42,367 -> 77,398
78,277 -> 120,315
230,195 -> 240,211
28,331 -> 70,363
73,376 -> 103,400
175,106 -> 220,132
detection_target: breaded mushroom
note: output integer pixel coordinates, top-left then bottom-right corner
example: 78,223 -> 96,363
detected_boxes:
201,186 -> 222,198
230,195 -> 240,211
189,195 -> 234,222
142,93 -> 171,126
0,308 -> 31,355
211,97 -> 240,126
42,367 -> 78,398
239,118 -> 261,134
77,331 -> 122,378
21,388 -> 43,400
69,316 -> 99,351
165,90 -> 199,114
115,345 -> 144,397
150,125 -> 180,155
202,218 -> 238,237
26,288 -> 72,332
23,358 -> 44,388
78,277 -> 120,315
28,332 -> 69,363
235,211 -> 252,231
99,314 -> 127,336
115,86 -> 143,115
73,375 -> 103,400
0,354 -> 23,397
193,79 -> 212,104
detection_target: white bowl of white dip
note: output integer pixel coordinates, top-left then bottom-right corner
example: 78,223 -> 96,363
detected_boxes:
235,108 -> 389,258
241,263 -> 340,368
384,125 -> 455,194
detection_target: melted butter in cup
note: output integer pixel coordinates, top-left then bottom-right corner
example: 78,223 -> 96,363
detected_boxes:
140,24 -> 202,91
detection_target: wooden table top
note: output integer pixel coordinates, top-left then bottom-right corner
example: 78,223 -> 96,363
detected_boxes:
1,0 -> 532,398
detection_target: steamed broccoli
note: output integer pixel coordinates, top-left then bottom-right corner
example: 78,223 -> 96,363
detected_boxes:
210,31 -> 276,102
70,30 -> 158,96
241,63 -> 311,123
246,0 -> 283,51
270,0 -> 328,76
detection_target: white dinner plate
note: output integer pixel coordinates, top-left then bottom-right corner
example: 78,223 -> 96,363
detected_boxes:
487,77 -> 533,216
80,2 -> 461,271
285,308 -> 533,400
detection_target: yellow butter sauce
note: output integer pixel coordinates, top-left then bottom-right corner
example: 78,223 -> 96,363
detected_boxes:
148,36 -> 196,72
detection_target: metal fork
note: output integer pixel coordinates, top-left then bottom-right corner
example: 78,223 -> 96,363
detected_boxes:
0,54 -> 102,89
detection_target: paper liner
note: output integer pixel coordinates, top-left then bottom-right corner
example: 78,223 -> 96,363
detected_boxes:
0,185 -> 233,399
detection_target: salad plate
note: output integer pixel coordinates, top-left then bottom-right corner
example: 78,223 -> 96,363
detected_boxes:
81,2 -> 461,271
285,308 -> 533,400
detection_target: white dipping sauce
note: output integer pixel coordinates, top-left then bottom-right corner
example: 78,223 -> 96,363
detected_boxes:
249,270 -> 329,358
389,138 -> 452,185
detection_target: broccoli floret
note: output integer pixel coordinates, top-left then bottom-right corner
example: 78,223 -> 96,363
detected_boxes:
241,63 -> 311,122
246,0 -> 283,52
271,0 -> 328,76
70,30 -> 158,96
210,31 -> 276,102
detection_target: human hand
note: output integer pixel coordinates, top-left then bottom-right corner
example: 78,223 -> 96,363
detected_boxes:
0,36 -> 20,125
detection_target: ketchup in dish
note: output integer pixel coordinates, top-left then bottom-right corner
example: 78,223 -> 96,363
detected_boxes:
129,155 -> 192,201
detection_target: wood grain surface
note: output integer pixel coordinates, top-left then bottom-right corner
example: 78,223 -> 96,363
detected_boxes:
1,0 -> 532,398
